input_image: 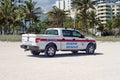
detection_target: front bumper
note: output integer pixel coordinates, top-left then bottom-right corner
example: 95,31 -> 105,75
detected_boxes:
20,45 -> 39,51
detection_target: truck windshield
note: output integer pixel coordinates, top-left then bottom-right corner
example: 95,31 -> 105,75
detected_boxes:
45,30 -> 58,35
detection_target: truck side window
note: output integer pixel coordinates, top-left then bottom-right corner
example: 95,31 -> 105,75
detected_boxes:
46,30 -> 58,35
62,30 -> 72,37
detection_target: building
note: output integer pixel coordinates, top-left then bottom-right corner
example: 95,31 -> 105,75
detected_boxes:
54,0 -> 120,24
55,0 -> 72,11
54,0 -> 75,18
97,0 -> 118,3
12,0 -> 26,6
0,0 -> 26,6
95,1 -> 120,24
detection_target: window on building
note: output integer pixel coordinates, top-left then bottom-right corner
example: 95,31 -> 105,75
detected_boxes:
117,12 -> 120,15
112,9 -> 115,11
106,13 -> 110,15
106,5 -> 110,7
106,16 -> 111,18
117,9 -> 120,11
112,5 -> 115,7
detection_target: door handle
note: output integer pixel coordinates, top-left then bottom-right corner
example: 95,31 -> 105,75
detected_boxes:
62,38 -> 65,40
73,39 -> 75,40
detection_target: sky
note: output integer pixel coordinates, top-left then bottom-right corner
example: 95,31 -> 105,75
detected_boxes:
33,0 -> 56,12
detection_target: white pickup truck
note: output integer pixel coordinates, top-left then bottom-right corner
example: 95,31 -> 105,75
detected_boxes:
21,28 -> 96,57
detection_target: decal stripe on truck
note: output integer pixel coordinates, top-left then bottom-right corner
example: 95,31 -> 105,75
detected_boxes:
39,38 -> 95,42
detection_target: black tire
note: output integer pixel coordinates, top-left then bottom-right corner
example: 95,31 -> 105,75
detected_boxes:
86,44 -> 95,54
31,50 -> 40,55
71,51 -> 78,53
45,45 -> 56,57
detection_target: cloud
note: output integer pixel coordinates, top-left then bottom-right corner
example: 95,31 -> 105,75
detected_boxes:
33,0 -> 56,11
36,0 -> 51,3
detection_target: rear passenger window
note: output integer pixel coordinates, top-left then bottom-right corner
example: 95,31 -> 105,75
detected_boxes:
46,30 -> 58,35
62,30 -> 72,37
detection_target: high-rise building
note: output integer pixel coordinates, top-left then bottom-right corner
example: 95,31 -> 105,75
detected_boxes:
12,0 -> 26,6
54,0 -> 73,18
54,0 -> 120,24
95,1 -> 120,24
55,0 -> 72,11
0,0 -> 26,6
97,0 -> 118,3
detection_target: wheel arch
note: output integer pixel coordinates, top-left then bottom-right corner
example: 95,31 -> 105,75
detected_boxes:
45,42 -> 57,50
87,42 -> 96,49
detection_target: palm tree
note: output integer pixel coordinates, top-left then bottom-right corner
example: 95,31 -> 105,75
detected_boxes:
72,0 -> 95,33
23,0 -> 42,26
112,14 -> 120,27
88,11 -> 98,28
10,6 -> 26,34
102,20 -> 113,36
112,14 -> 120,35
0,0 -> 17,34
47,6 -> 67,27
76,12 -> 86,32
0,20 -> 4,35
63,17 -> 74,28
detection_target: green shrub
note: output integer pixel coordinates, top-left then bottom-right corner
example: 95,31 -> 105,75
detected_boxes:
94,36 -> 120,42
0,35 -> 21,42
0,35 -> 120,42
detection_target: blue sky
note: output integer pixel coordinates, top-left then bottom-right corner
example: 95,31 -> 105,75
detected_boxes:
33,0 -> 56,11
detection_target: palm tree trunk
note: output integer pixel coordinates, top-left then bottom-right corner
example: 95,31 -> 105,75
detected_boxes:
12,24 -> 15,34
83,9 -> 88,34
4,18 -> 9,35
0,26 -> 2,35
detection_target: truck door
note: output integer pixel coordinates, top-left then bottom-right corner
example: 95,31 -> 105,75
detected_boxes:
61,30 -> 82,50
72,30 -> 84,50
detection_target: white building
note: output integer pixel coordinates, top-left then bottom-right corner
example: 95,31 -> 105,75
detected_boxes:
0,0 -> 26,6
97,0 -> 118,3
55,0 -> 72,11
54,0 -> 120,24
95,1 -> 120,24
54,0 -> 75,18
12,0 -> 26,6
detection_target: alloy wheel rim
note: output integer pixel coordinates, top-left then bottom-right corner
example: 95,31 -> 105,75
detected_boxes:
89,46 -> 94,53
48,47 -> 54,55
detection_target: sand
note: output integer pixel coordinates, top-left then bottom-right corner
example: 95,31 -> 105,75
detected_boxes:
0,41 -> 120,80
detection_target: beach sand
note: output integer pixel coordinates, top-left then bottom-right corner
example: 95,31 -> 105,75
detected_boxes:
0,41 -> 120,80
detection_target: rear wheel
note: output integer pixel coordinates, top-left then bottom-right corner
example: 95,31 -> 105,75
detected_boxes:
31,50 -> 40,55
86,44 -> 95,54
45,45 -> 56,57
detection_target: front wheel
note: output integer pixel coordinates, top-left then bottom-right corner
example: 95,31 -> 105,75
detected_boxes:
86,44 -> 95,54
45,45 -> 56,57
31,50 -> 40,55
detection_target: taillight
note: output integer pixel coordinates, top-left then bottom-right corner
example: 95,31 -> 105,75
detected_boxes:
35,38 -> 40,43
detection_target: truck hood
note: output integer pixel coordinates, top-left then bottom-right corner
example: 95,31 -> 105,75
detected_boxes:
85,37 -> 95,40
